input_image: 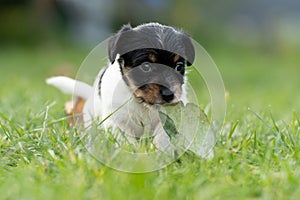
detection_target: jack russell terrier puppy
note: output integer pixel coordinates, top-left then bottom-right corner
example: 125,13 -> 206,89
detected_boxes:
47,22 -> 195,154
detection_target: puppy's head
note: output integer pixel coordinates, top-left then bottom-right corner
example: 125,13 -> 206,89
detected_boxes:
108,23 -> 195,106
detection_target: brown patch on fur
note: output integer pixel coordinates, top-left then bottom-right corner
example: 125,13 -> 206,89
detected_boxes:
173,54 -> 180,62
65,98 -> 85,126
123,66 -> 132,75
134,84 -> 161,104
173,84 -> 182,99
148,53 -> 157,62
123,70 -> 138,92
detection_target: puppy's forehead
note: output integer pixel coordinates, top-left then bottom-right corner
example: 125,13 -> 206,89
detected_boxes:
127,26 -> 185,55
108,23 -> 195,65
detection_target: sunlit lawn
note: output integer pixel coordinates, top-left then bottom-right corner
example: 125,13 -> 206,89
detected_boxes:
0,43 -> 300,199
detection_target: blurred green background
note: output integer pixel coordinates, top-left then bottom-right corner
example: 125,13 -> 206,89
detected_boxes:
1,0 -> 300,118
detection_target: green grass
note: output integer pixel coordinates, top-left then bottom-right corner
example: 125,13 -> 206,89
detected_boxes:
1,44 -> 300,200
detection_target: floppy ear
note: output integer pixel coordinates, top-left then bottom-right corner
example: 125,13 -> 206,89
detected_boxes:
108,24 -> 132,63
181,33 -> 195,66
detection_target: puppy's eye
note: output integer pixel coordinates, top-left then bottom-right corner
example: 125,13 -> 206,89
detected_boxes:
141,62 -> 152,72
175,63 -> 184,72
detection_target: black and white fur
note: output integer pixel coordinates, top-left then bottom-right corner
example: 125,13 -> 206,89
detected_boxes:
47,23 -> 195,153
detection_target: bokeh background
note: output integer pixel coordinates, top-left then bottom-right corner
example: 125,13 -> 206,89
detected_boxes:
1,0 -> 300,118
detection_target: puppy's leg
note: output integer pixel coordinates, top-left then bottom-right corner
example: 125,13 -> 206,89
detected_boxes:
65,97 -> 85,126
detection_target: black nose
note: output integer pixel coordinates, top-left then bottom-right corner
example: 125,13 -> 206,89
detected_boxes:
160,87 -> 174,103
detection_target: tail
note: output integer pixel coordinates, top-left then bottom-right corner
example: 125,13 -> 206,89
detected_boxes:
46,76 -> 93,99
